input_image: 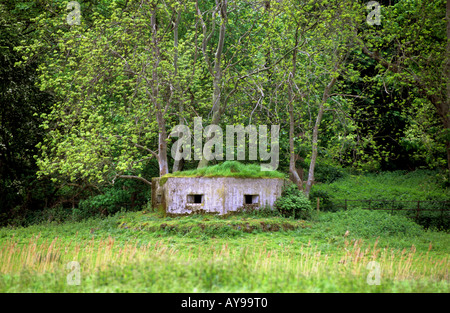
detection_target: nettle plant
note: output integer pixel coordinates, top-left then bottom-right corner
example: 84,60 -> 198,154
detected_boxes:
274,184 -> 313,220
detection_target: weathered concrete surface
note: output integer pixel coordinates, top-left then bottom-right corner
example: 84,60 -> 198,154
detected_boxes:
152,177 -> 285,215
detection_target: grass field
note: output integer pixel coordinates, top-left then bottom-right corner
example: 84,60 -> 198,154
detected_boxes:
0,208 -> 448,293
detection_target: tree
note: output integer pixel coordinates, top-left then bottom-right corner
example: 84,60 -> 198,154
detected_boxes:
262,0 -> 363,196
193,0 -> 283,169
27,0 -> 196,186
0,0 -> 55,222
360,0 -> 450,174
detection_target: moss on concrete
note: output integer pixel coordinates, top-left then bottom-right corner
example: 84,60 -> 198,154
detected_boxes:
161,161 -> 285,180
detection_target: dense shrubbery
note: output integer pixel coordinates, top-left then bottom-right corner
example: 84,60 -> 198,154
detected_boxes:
308,189 -> 336,212
310,169 -> 450,230
0,180 -> 149,227
73,178 -> 151,222
274,184 -> 313,219
77,189 -> 130,219
0,161 -> 158,227
313,170 -> 449,202
313,162 -> 347,183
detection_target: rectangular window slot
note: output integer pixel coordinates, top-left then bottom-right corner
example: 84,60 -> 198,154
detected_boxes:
244,195 -> 259,204
187,194 -> 204,204
156,194 -> 162,204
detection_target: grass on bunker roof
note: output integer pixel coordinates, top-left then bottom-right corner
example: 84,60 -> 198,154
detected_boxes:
160,161 -> 286,180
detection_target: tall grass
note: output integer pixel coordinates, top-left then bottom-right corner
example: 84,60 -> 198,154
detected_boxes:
0,233 -> 448,292
0,234 -> 178,274
0,208 -> 448,292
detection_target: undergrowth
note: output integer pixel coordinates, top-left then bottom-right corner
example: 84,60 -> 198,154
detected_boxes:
310,169 -> 450,229
117,210 -> 309,238
311,170 -> 449,202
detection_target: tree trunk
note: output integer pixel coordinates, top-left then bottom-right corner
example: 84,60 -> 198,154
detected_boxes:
197,0 -> 227,169
158,110 -> 169,176
445,0 -> 450,174
288,27 -> 303,190
304,74 -> 338,197
150,8 -> 169,177
305,103 -> 324,197
172,9 -> 184,173
289,100 -> 303,191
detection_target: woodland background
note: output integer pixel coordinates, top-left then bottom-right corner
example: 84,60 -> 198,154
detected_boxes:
0,0 -> 449,227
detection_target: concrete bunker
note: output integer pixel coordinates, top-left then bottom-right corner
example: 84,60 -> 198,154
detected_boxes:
152,176 -> 285,216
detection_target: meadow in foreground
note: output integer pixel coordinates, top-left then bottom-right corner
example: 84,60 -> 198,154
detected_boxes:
0,209 -> 448,292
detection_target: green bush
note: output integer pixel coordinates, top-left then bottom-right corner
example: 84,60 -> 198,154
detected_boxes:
313,163 -> 346,183
274,184 -> 313,219
29,205 -> 72,224
75,173 -> 151,221
78,188 -> 130,219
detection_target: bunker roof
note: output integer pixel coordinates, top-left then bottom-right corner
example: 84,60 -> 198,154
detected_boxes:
160,161 -> 285,180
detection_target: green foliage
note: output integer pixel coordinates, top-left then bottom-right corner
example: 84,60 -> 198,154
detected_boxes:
241,204 -> 283,219
313,170 -> 449,202
358,0 -> 449,172
4,0 -> 449,225
27,205 -> 73,225
162,161 -> 286,179
0,1 -> 56,223
77,189 -> 129,218
0,209 -> 448,293
24,0 -> 199,183
309,189 -> 336,212
316,209 -> 424,238
117,211 -> 307,238
77,177 -> 150,221
404,200 -> 450,231
274,184 -> 313,219
311,162 -> 347,184
311,169 -> 450,229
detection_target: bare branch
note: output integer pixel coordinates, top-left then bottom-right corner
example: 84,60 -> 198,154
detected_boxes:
116,175 -> 152,186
